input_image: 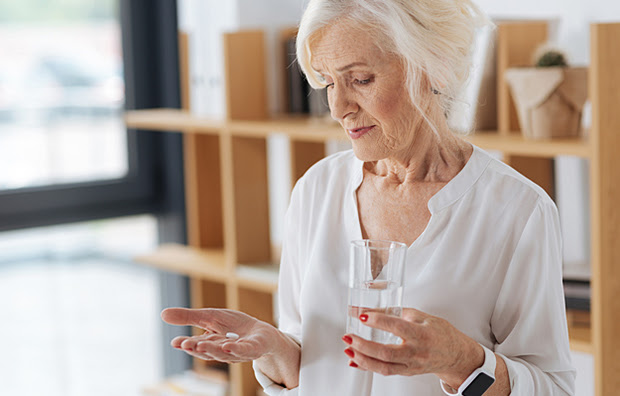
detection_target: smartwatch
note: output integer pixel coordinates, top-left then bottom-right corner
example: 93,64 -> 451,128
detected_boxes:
440,344 -> 496,396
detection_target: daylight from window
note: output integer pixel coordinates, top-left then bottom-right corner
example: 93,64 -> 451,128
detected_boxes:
0,0 -> 127,190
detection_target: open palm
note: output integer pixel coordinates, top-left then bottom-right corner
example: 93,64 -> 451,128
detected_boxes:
162,308 -> 278,363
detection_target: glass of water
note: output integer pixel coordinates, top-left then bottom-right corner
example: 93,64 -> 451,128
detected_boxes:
347,239 -> 407,344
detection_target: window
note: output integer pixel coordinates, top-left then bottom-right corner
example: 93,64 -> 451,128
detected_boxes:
0,0 -> 127,190
0,216 -> 162,396
0,0 -> 164,232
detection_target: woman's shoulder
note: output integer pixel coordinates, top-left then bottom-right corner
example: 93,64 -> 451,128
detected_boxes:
474,147 -> 556,208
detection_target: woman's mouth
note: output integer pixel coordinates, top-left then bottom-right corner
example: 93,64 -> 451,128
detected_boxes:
347,125 -> 375,140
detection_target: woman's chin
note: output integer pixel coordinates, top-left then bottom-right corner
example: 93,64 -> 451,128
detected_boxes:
351,144 -> 388,163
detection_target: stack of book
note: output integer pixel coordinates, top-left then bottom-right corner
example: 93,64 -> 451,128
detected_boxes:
285,36 -> 330,117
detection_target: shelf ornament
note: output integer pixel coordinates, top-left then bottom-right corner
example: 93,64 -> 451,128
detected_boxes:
505,44 -> 588,140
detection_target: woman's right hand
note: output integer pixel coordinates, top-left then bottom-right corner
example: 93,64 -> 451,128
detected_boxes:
161,307 -> 280,363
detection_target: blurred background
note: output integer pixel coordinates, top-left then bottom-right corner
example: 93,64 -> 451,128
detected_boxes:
0,1 -> 186,395
0,1 -> 618,396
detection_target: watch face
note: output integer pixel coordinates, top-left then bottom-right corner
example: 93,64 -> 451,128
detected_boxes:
462,373 -> 495,396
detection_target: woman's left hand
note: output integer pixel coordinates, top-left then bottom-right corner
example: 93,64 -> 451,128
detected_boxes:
342,308 -> 485,388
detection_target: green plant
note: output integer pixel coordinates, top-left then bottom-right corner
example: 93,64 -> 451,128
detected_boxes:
533,45 -> 569,67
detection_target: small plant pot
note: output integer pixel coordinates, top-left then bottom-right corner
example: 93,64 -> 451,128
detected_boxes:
505,67 -> 588,139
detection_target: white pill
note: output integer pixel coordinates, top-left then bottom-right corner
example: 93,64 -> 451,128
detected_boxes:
225,332 -> 240,340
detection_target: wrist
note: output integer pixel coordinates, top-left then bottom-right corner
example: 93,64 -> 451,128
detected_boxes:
257,323 -> 290,360
440,344 -> 497,396
254,326 -> 300,389
254,324 -> 299,365
439,339 -> 485,390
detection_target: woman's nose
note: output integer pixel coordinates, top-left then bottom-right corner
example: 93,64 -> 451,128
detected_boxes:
328,85 -> 358,121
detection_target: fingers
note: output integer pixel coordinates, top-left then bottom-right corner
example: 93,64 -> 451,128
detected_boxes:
171,335 -> 190,349
346,347 -> 409,376
196,338 -> 241,362
161,308 -> 214,330
358,311 -> 418,340
172,332 -> 264,362
344,333 -> 413,365
401,308 -> 426,323
172,334 -> 253,363
223,339 -> 265,360
162,307 -> 233,334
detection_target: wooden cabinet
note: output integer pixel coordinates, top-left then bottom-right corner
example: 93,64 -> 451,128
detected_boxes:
128,22 -> 620,396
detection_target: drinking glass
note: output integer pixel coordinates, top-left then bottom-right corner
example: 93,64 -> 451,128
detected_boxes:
347,239 -> 407,344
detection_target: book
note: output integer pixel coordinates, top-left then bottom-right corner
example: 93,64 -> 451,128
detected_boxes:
286,37 -> 310,114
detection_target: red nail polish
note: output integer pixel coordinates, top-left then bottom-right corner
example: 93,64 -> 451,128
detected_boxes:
359,314 -> 368,322
344,348 -> 355,358
349,361 -> 358,368
342,335 -> 352,344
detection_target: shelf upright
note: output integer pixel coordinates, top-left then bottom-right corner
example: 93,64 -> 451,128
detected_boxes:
178,31 -> 229,374
589,22 -> 620,396
221,30 -> 276,396
496,21 -> 556,199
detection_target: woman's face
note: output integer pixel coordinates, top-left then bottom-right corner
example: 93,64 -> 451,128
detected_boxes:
310,21 -> 427,162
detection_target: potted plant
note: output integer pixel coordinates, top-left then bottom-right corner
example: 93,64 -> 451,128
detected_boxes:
505,45 -> 588,140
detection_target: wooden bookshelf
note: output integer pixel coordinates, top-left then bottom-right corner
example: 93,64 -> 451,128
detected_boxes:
129,22 -> 620,396
126,109 -> 593,157
135,244 -> 228,282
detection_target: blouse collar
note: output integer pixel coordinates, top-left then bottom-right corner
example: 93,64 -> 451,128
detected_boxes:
350,144 -> 492,215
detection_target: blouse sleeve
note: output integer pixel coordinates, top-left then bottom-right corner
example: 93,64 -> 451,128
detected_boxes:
253,181 -> 305,395
491,198 -> 576,395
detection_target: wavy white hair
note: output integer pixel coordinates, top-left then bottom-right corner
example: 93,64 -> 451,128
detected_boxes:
296,0 -> 491,133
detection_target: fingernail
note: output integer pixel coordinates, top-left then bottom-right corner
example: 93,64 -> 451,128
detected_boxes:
349,361 -> 358,368
344,348 -> 354,358
359,314 -> 368,322
342,335 -> 352,344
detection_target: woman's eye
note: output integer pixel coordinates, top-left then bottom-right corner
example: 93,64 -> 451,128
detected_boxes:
355,78 -> 372,85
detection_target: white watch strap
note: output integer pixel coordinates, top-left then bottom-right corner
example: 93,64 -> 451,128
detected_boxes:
440,344 -> 496,396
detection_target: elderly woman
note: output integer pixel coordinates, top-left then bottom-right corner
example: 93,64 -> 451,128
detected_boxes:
162,0 -> 576,395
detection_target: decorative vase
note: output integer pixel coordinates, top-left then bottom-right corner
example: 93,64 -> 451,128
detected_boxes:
505,67 -> 588,139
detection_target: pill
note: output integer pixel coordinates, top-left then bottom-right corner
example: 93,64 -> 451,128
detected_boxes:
226,332 -> 240,340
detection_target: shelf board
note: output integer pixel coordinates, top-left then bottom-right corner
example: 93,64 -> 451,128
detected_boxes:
125,109 -> 344,142
134,244 -> 229,282
134,244 -> 279,293
142,369 -> 228,396
228,115 -> 344,141
465,132 -> 591,158
567,309 -> 593,354
126,109 -> 591,157
235,262 -> 279,293
125,108 -> 224,133
568,324 -> 593,354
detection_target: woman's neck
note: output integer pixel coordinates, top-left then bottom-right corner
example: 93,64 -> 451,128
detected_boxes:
367,116 -> 472,185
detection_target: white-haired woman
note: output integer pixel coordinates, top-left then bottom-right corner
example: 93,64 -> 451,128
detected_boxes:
162,0 -> 576,395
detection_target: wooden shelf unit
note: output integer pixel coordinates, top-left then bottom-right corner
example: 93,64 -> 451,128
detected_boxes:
129,22 -> 620,396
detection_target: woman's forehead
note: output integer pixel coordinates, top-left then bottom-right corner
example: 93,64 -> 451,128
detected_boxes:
309,23 -> 386,73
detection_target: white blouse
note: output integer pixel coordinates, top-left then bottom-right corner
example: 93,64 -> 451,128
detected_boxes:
254,146 -> 576,395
